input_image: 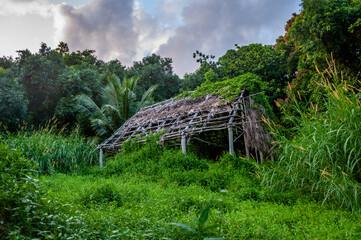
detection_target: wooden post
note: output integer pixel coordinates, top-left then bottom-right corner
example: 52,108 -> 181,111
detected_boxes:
244,142 -> 250,159
181,133 -> 186,154
228,125 -> 234,156
241,98 -> 250,158
99,148 -> 103,167
259,151 -> 263,164
255,150 -> 259,163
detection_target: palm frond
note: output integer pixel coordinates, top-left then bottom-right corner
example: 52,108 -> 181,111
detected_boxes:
101,104 -> 123,128
75,94 -> 102,119
76,74 -> 154,139
138,84 -> 158,111
128,75 -> 140,91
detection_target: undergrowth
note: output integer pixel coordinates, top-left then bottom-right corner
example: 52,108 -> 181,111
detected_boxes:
37,173 -> 361,239
2,128 -> 361,238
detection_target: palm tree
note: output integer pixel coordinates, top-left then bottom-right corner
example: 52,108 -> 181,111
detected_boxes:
76,75 -> 157,140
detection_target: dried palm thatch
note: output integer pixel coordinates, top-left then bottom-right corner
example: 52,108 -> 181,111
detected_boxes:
98,90 -> 273,162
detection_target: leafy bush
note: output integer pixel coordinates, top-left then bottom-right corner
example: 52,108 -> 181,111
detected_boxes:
5,123 -> 98,174
104,136 -> 209,178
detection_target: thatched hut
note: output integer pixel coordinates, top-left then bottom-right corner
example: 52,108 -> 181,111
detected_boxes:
98,89 -> 273,166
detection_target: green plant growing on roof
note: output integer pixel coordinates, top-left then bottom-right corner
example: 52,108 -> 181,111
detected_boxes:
177,72 -> 274,119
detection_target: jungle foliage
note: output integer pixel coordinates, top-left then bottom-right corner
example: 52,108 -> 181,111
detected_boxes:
0,43 -> 179,137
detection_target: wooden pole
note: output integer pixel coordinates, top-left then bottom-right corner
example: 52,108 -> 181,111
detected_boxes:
259,151 -> 263,164
228,125 -> 234,156
255,150 -> 259,163
99,148 -> 103,167
181,133 -> 186,154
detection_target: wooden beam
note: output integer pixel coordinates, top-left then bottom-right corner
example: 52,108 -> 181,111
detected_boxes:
160,115 -> 183,144
193,136 -> 220,147
226,98 -> 240,156
233,132 -> 243,143
102,116 -> 134,147
181,111 -> 199,145
125,125 -> 144,142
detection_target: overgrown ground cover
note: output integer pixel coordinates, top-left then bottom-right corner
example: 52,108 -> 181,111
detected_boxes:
2,130 -> 361,239
40,172 -> 361,239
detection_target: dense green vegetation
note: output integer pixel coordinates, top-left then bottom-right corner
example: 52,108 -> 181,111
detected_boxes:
2,136 -> 361,239
1,0 -> 361,239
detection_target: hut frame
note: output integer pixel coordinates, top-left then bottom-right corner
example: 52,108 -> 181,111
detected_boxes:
98,89 -> 272,166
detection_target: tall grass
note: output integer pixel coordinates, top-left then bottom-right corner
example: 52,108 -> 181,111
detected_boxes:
4,121 -> 98,174
262,58 -> 361,211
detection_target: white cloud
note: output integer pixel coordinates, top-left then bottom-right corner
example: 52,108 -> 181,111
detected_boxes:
0,0 -> 55,17
0,0 -> 63,56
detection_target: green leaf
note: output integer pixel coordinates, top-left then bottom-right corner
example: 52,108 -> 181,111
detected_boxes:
198,205 -> 210,227
168,223 -> 198,234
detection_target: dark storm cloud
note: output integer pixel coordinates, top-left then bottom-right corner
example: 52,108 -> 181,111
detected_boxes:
157,0 -> 301,76
59,0 -> 138,65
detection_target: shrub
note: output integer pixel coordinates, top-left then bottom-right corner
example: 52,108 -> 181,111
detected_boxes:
159,149 -> 209,172
104,136 -> 209,177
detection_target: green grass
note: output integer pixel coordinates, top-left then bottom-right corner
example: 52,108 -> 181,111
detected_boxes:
4,122 -> 98,174
39,173 -> 361,239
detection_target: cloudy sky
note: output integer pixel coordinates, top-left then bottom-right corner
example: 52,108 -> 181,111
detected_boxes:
0,0 -> 301,76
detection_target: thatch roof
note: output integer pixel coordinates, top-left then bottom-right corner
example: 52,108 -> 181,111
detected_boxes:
99,89 -> 273,161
